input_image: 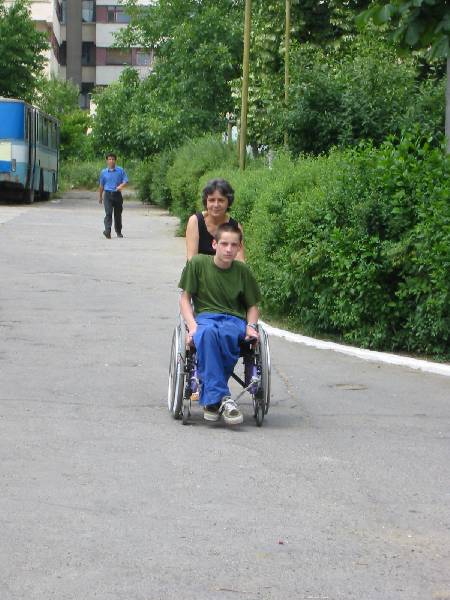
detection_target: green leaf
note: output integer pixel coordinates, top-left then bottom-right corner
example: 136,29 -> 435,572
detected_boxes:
428,34 -> 450,59
373,4 -> 395,25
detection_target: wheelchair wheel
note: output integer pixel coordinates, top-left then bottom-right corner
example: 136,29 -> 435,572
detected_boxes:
167,324 -> 186,419
255,326 -> 271,426
182,398 -> 190,425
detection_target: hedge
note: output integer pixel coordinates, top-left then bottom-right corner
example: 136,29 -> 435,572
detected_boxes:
204,136 -> 450,359
139,132 -> 449,359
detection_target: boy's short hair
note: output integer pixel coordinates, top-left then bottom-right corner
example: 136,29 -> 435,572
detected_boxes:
215,222 -> 242,243
106,152 -> 117,160
202,178 -> 234,208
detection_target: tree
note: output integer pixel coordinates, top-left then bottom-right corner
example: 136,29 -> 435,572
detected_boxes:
37,77 -> 79,117
91,68 -> 142,157
36,78 -> 92,160
0,0 -> 48,102
283,34 -> 437,155
108,0 -> 244,154
236,0 -> 373,148
357,0 -> 450,151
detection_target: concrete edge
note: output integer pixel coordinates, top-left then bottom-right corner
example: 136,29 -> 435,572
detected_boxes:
259,321 -> 450,378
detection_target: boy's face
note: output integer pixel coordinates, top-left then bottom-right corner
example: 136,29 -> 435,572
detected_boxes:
212,231 -> 241,267
107,156 -> 116,169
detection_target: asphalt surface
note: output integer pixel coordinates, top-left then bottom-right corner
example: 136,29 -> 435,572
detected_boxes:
0,192 -> 449,600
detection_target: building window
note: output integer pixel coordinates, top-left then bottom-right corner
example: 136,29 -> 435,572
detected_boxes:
135,51 -> 152,67
59,41 -> 67,66
82,42 -> 96,66
60,0 -> 67,23
105,48 -> 132,65
107,6 -> 130,24
79,83 -> 94,110
82,0 -> 95,22
56,0 -> 63,23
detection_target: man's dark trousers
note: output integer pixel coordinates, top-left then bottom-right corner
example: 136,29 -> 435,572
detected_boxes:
104,191 -> 123,235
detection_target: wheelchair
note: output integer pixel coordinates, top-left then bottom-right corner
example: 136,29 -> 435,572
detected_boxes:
167,316 -> 271,426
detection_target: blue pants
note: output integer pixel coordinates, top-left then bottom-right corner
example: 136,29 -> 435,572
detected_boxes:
193,313 -> 246,407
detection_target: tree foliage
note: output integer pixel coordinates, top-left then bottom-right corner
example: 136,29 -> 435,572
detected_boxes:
0,0 -> 48,101
37,77 -> 79,116
36,77 -> 92,160
283,34 -> 445,155
357,0 -> 450,152
91,0 -> 244,157
234,0 -> 373,147
357,0 -> 450,59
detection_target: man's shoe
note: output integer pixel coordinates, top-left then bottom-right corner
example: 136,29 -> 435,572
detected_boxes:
204,403 -> 221,422
220,397 -> 243,425
103,231 -> 111,239
116,232 -> 123,238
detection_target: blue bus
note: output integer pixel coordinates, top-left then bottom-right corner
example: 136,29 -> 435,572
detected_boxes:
0,98 -> 59,202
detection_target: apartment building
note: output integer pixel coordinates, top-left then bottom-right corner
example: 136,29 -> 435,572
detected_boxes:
8,0 -> 154,108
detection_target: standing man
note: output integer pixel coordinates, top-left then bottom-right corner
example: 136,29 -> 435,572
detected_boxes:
98,153 -> 128,239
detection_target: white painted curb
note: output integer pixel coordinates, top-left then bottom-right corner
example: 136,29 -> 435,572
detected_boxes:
260,321 -> 450,378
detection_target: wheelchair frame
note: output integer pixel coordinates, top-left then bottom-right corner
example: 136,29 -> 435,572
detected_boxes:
167,317 -> 271,426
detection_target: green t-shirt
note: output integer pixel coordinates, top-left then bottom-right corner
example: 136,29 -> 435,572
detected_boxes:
178,255 -> 261,319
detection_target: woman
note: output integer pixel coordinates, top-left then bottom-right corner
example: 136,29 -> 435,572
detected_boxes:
185,178 -> 245,261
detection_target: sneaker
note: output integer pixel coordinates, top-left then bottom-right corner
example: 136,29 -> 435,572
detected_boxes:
103,231 -> 111,239
116,232 -> 123,238
204,403 -> 221,422
220,397 -> 243,425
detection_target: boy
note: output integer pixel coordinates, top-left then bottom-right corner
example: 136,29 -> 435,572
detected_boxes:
178,222 -> 261,424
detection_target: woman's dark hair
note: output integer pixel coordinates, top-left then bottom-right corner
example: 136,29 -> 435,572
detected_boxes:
202,178 -> 234,209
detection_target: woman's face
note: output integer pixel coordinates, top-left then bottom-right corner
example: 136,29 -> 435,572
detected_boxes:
205,190 -> 228,217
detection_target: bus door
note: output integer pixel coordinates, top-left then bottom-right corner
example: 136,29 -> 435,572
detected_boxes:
25,107 -> 36,193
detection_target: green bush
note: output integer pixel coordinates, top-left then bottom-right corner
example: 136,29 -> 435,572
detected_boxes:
198,137 -> 450,359
255,138 -> 449,358
135,158 -> 153,203
166,135 -> 238,230
283,36 -> 444,156
59,160 -> 104,190
200,157 -> 271,227
59,110 -> 93,161
135,148 -> 175,207
60,159 -> 140,191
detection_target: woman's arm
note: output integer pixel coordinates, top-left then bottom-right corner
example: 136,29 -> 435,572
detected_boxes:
237,223 -> 245,262
185,214 -> 199,260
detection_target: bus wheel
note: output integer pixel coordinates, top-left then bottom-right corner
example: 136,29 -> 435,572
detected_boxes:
39,173 -> 50,201
23,188 -> 34,203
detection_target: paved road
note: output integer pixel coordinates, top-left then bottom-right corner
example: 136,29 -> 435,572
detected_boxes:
1,192 -> 449,600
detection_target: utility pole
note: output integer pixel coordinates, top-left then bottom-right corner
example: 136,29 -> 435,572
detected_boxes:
239,0 -> 252,171
284,0 -> 291,148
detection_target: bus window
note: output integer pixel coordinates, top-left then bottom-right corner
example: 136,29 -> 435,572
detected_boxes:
51,123 -> 56,149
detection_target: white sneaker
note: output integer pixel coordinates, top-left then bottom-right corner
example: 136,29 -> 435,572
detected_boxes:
203,403 -> 220,422
220,397 -> 243,425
